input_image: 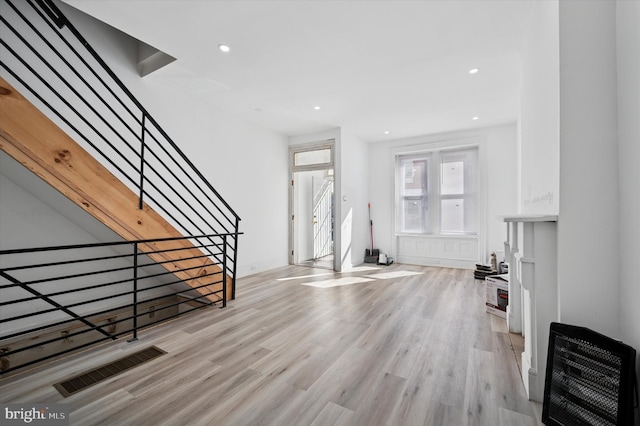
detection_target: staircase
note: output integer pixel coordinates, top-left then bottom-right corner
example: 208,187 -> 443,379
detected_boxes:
0,0 -> 241,374
0,76 -> 228,303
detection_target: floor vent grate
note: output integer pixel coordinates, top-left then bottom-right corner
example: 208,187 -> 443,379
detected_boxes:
54,346 -> 166,397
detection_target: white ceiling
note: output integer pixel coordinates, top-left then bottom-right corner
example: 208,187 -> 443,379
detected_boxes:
62,0 -> 533,143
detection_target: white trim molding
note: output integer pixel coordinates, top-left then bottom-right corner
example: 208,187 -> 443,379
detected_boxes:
396,233 -> 479,269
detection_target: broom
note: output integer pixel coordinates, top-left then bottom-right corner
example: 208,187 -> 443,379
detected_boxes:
365,203 -> 379,262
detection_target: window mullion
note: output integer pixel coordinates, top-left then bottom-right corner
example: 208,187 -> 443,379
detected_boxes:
430,151 -> 441,234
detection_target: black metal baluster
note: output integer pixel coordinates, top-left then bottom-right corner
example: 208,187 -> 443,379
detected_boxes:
222,235 -> 227,308
128,242 -> 139,342
139,114 -> 146,210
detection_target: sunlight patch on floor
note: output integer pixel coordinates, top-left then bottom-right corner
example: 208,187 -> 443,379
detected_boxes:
301,277 -> 375,288
363,270 -> 424,280
277,265 -> 381,282
294,269 -> 423,288
278,266 -> 420,288
276,272 -> 335,281
341,266 -> 381,273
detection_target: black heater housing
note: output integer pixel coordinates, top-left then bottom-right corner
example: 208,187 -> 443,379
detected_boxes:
542,322 -> 637,425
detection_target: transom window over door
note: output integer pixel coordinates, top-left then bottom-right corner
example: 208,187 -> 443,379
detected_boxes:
396,147 -> 478,235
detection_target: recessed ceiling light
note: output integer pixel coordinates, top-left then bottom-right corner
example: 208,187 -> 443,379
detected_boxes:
472,116 -> 479,120
469,68 -> 479,74
314,106 -> 321,110
254,108 -> 262,113
384,131 -> 390,135
218,44 -> 230,53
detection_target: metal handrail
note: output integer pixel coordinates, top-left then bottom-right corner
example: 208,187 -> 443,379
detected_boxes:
0,234 -> 238,375
0,0 -> 241,294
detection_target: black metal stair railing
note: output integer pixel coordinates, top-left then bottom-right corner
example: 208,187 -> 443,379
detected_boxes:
0,0 -> 243,374
0,0 -> 241,292
0,234 -> 233,375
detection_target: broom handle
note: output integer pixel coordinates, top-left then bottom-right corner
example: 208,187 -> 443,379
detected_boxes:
369,203 -> 374,251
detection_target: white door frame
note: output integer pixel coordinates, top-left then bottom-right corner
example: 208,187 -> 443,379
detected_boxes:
289,141 -> 335,267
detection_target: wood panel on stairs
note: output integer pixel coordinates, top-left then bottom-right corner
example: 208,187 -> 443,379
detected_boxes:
0,76 -> 231,303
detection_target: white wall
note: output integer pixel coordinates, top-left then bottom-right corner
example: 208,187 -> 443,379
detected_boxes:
518,0 -> 639,394
616,0 -> 640,377
368,123 -> 518,265
133,85 -> 290,277
556,0 -> 620,338
484,125 -> 519,259
0,152 -> 173,335
339,130 -> 369,270
0,153 -> 119,250
519,0 -> 560,215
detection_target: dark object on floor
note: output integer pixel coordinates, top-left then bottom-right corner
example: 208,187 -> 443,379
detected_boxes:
542,322 -> 638,426
54,346 -> 167,397
365,248 -> 379,263
474,263 -> 497,280
364,202 -> 379,263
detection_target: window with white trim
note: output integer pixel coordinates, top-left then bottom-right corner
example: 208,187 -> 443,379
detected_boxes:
396,147 -> 478,235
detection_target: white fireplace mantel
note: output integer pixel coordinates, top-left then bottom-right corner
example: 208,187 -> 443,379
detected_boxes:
502,214 -> 558,402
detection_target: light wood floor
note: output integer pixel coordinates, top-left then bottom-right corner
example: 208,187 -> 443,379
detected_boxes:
0,264 -> 544,425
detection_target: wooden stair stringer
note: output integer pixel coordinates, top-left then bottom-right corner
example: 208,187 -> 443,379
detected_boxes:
0,76 -> 230,302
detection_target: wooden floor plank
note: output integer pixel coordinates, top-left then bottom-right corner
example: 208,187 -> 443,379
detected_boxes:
462,348 -> 499,426
310,401 -> 354,426
0,264 -> 540,425
499,406 -> 540,426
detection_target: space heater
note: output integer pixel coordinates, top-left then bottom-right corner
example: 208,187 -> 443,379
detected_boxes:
542,322 -> 638,425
